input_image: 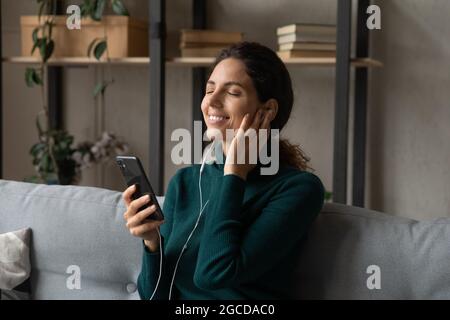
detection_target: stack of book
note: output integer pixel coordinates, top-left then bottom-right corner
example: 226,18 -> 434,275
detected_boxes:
276,23 -> 336,59
180,29 -> 243,57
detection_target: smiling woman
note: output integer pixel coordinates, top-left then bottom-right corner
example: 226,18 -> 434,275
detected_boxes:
123,41 -> 325,300
204,42 -> 312,173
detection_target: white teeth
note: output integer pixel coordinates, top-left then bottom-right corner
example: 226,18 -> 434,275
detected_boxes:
209,115 -> 226,121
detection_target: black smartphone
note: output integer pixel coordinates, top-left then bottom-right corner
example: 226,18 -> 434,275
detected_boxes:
116,156 -> 164,221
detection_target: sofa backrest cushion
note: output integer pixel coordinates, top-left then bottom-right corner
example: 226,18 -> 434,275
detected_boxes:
293,202 -> 450,299
0,179 -> 164,300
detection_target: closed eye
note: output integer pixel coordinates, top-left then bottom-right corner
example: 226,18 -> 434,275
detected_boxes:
205,89 -> 240,96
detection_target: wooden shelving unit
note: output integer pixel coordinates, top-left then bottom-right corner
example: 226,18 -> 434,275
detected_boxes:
0,0 -> 379,206
3,56 -> 382,68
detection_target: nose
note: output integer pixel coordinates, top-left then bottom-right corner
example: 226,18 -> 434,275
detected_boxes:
207,90 -> 223,109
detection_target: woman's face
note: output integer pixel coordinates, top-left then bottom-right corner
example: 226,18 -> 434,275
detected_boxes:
201,58 -> 266,145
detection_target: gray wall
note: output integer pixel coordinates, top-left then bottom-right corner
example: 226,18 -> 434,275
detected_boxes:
368,0 -> 450,219
2,0 -> 449,220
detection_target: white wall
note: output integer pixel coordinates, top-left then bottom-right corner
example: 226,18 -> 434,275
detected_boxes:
2,0 -> 449,219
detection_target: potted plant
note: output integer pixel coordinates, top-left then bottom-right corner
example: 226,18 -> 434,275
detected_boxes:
24,0 -> 130,185
21,0 -> 148,58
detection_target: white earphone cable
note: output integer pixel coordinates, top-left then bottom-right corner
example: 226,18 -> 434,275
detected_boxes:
149,141 -> 216,300
168,141 -> 215,300
148,227 -> 163,300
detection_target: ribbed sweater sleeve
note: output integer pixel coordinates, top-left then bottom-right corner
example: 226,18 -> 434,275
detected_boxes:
193,172 -> 324,290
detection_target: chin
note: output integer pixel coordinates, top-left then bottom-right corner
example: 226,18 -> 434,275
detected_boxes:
205,127 -> 225,141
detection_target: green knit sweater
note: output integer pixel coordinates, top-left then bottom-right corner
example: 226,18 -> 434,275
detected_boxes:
137,160 -> 325,300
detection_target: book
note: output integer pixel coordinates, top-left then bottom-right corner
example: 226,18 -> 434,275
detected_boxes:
278,42 -> 336,51
181,29 -> 243,44
276,50 -> 336,59
276,23 -> 336,36
278,32 -> 336,44
181,46 -> 226,57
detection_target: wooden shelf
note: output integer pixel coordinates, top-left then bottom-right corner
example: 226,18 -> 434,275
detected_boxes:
170,57 -> 383,67
349,58 -> 383,68
2,56 -> 151,66
169,57 -> 214,67
3,56 -> 383,68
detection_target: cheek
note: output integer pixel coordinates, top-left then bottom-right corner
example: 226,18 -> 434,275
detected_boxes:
229,116 -> 243,130
228,103 -> 257,128
229,99 -> 250,117
201,97 -> 208,113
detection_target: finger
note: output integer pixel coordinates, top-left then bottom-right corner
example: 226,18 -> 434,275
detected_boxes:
250,109 -> 263,130
244,109 -> 264,140
126,204 -> 157,229
237,113 -> 251,136
242,110 -> 265,164
258,110 -> 273,152
129,194 -> 151,215
122,184 -> 136,206
245,108 -> 266,136
130,219 -> 165,237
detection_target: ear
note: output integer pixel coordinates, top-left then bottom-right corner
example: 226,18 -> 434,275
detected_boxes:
264,99 -> 278,122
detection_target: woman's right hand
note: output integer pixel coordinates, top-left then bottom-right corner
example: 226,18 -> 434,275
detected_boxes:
123,185 -> 165,252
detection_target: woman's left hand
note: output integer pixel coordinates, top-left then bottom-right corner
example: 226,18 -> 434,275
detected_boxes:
224,109 -> 273,180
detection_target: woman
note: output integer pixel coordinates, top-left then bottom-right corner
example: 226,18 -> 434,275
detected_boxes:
123,42 -> 325,300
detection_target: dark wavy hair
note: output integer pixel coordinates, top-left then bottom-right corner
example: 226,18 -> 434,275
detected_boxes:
210,41 -> 312,171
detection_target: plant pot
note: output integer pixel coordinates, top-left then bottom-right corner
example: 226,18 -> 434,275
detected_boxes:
20,15 -> 148,59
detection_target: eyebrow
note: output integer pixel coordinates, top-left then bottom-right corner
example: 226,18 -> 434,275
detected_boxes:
206,80 -> 245,88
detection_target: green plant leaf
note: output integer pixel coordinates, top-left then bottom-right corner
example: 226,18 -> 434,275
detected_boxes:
93,40 -> 107,60
38,36 -> 47,60
56,134 -> 74,151
25,68 -> 35,87
80,0 -> 94,17
43,39 -> 54,62
93,0 -> 106,21
93,81 -> 109,98
30,143 -> 46,157
31,37 -> 44,55
25,68 -> 42,87
34,69 -> 43,85
42,153 -> 52,173
111,0 -> 129,16
32,27 -> 39,43
87,37 -> 102,57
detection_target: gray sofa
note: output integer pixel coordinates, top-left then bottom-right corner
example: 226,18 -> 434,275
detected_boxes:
1,179 -> 449,299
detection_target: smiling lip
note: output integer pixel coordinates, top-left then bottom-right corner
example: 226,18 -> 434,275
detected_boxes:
207,114 -> 229,125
